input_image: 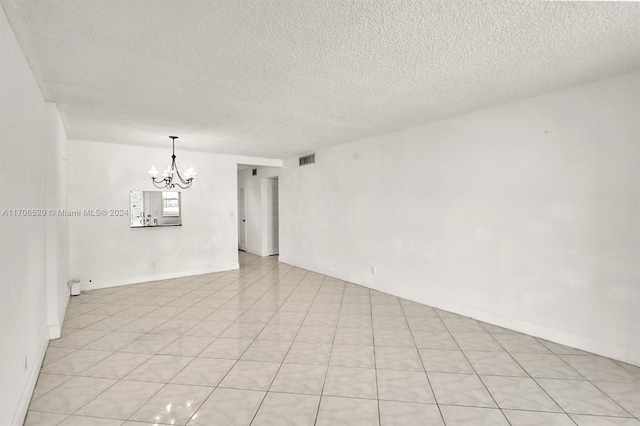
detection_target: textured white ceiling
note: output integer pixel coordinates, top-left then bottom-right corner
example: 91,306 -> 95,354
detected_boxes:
2,0 -> 639,158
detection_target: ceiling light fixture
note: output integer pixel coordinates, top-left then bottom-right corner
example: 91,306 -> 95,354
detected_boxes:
148,136 -> 196,189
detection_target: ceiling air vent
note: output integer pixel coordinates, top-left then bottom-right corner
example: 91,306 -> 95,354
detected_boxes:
299,153 -> 315,166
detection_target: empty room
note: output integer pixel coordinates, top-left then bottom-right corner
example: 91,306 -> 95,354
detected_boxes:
1,1 -> 639,425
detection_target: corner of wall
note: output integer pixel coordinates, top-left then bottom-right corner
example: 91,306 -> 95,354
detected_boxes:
11,329 -> 49,426
48,289 -> 70,339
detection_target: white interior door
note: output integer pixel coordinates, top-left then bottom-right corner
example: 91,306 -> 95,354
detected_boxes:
238,183 -> 247,251
266,178 -> 279,255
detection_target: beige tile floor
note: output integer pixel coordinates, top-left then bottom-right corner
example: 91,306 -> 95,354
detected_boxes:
25,252 -> 640,425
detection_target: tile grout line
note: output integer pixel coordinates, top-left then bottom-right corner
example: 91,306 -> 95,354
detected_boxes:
480,326 -> 576,423
435,309 -> 512,425
312,275 -> 347,426
400,301 -> 447,426
369,285 -> 381,426
490,331 -> 586,425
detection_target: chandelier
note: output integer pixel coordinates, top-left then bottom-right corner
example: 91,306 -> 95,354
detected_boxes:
148,136 -> 196,189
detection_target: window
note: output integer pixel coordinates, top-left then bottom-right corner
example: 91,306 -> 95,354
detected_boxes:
162,191 -> 180,217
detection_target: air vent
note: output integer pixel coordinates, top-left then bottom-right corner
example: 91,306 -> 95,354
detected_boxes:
299,154 -> 315,166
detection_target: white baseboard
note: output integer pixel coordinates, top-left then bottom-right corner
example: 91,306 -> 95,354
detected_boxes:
375,283 -> 639,367
48,290 -> 70,339
279,256 -> 640,367
12,329 -> 49,426
80,262 -> 240,291
47,324 -> 61,340
244,248 -> 263,257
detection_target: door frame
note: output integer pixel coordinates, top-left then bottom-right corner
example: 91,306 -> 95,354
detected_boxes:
265,177 -> 279,255
237,181 -> 247,251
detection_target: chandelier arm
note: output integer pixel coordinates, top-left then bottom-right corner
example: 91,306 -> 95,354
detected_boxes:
172,181 -> 192,190
150,177 -> 192,190
172,158 -> 187,184
151,178 -> 165,189
171,162 -> 193,186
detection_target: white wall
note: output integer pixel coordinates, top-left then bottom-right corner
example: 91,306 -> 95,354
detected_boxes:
280,70 -> 640,366
0,8 -> 69,425
238,166 -> 281,256
68,140 -> 240,290
45,102 -> 70,339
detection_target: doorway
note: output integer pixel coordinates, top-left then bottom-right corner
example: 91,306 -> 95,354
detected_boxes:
237,165 -> 280,256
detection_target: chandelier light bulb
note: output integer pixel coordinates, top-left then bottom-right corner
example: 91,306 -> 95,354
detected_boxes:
184,167 -> 196,180
148,166 -> 158,178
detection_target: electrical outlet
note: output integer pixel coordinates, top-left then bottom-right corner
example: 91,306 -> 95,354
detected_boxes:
371,266 -> 376,275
